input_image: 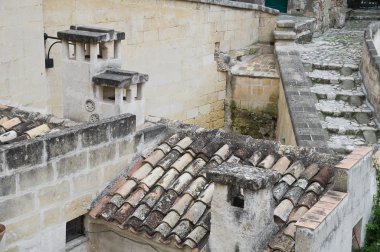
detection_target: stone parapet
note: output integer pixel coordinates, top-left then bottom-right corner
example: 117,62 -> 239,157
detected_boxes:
274,45 -> 328,152
361,22 -> 380,120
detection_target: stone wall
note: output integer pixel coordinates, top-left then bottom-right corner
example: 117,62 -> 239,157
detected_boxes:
0,114 -> 157,252
43,0 -> 278,128
295,147 -> 377,251
0,0 -> 49,113
287,0 -> 347,32
361,22 -> 380,120
276,79 -> 297,146
230,75 -> 279,139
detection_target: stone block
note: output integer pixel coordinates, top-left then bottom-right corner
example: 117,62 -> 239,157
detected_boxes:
64,194 -> 93,221
56,152 -> 87,178
5,140 -> 44,169
5,214 -> 40,245
72,170 -> 102,193
0,193 -> 35,222
43,207 -> 62,228
81,123 -> 109,147
89,143 -> 116,168
46,131 -> 78,160
0,174 -> 16,197
102,157 -> 130,184
19,163 -> 54,190
38,181 -> 70,207
110,114 -> 136,139
118,138 -> 136,157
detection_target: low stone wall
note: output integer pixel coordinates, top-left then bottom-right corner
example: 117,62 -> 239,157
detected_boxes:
295,147 -> 377,251
0,114 -> 169,251
275,43 -> 328,152
361,22 -> 380,120
230,75 -> 279,139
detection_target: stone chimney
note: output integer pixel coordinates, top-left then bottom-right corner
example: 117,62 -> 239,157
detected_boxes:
58,26 -> 148,125
206,163 -> 281,251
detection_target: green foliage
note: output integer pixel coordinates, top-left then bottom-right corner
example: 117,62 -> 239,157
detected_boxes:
361,168 -> 380,252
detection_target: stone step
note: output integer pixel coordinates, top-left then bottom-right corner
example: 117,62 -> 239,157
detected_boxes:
273,30 -> 297,41
311,84 -> 365,105
316,100 -> 373,117
327,134 -> 367,154
321,116 -> 378,135
296,30 -> 313,44
307,70 -> 360,89
303,61 -> 359,74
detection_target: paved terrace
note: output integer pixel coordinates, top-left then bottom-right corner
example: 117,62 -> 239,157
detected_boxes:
294,20 -> 380,153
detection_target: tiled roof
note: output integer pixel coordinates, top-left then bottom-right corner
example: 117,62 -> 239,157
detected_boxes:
90,128 -> 339,251
0,105 -> 74,145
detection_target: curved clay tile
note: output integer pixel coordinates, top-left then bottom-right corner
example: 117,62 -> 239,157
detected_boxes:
272,156 -> 291,174
311,166 -> 333,188
299,163 -> 320,180
259,155 -> 276,169
297,192 -> 318,209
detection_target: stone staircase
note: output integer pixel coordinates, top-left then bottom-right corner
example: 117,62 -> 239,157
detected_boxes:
276,15 -> 316,44
349,9 -> 380,20
304,62 -> 379,153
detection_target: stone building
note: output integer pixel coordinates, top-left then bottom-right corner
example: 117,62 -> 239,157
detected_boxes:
0,0 -> 379,252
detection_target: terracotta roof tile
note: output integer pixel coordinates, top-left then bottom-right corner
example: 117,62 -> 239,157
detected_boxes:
171,153 -> 193,172
153,190 -> 178,214
92,131 -> 340,250
171,194 -> 194,215
144,149 -> 165,166
258,155 -> 276,169
185,225 -> 208,245
115,179 -> 137,198
285,161 -> 305,179
311,166 -> 333,187
184,158 -> 206,176
140,167 -> 165,189
306,182 -> 324,195
288,206 -> 309,223
140,186 -> 165,208
131,163 -> 153,181
300,163 -> 320,180
182,201 -> 208,224
156,168 -> 180,189
283,186 -> 304,205
248,151 -> 263,166
274,199 -> 294,223
169,173 -> 193,194
269,232 -> 295,252
113,203 -> 134,224
157,151 -> 181,170
297,192 -> 318,209
162,210 -> 181,228
272,156 -> 291,174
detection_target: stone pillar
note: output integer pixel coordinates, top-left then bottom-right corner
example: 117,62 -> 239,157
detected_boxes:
75,42 -> 85,61
206,163 -> 281,252
90,43 -> 98,63
61,40 -> 69,60
114,40 -> 121,59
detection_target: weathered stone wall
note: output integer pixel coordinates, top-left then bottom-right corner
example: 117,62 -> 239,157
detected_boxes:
287,0 -> 347,31
0,114 -> 150,252
361,22 -> 380,120
230,75 -> 279,139
0,0 -> 50,113
276,79 -> 297,146
43,0 -> 278,128
295,147 -> 377,251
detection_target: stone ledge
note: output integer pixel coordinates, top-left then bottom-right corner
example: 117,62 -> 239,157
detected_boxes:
295,190 -> 347,231
179,0 -> 279,15
206,162 -> 281,191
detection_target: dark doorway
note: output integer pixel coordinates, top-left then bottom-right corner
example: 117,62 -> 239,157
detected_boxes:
265,0 -> 289,13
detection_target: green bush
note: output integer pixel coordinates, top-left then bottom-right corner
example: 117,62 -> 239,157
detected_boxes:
362,168 -> 380,252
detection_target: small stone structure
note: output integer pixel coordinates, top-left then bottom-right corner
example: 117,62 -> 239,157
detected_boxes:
58,26 -> 148,125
